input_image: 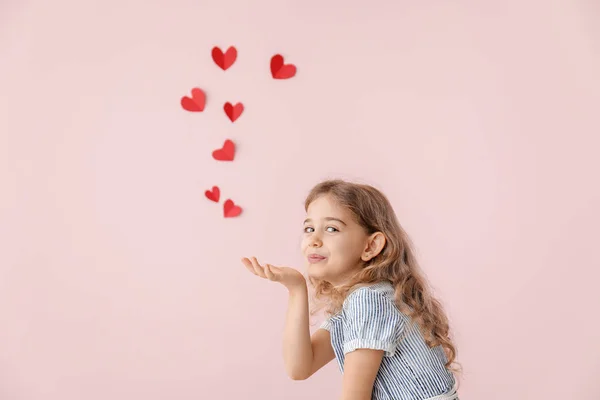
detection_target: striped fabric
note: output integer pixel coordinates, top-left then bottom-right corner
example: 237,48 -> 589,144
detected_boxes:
320,281 -> 458,400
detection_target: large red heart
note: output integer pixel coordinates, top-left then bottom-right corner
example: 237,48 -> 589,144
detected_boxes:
181,88 -> 206,112
212,46 -> 237,70
270,54 -> 297,79
212,139 -> 235,161
205,186 -> 220,202
224,102 -> 244,122
223,199 -> 242,218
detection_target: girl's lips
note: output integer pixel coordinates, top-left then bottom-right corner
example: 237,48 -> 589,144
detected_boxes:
307,254 -> 326,264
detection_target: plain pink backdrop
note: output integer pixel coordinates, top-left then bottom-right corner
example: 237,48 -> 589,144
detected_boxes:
1,0 -> 599,399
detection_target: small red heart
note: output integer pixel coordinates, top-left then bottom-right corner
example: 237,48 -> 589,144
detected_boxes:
205,186 -> 220,202
270,54 -> 297,79
181,88 -> 206,112
212,139 -> 235,161
212,46 -> 237,70
224,102 -> 244,122
223,199 -> 242,218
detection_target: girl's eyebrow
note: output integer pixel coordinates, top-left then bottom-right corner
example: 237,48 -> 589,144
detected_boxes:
303,217 -> 347,226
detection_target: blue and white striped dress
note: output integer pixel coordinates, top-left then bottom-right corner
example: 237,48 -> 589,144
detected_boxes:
320,281 -> 458,400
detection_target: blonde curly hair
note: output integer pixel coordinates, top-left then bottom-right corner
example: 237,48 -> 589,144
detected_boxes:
305,179 -> 461,373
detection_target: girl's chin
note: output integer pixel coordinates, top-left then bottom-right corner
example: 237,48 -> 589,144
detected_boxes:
307,264 -> 327,279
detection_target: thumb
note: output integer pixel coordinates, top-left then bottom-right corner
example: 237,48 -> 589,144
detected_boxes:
265,264 -> 280,281
268,264 -> 282,273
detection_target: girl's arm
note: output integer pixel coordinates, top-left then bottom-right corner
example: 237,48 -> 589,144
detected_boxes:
283,284 -> 335,380
240,257 -> 335,380
337,287 -> 404,399
339,349 -> 384,400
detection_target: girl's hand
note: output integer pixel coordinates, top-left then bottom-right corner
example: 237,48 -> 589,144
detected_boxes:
241,257 -> 306,291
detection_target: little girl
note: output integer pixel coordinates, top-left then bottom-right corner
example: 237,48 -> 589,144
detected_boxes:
242,179 -> 460,400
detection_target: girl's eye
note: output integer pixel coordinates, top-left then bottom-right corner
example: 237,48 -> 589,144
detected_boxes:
304,226 -> 338,233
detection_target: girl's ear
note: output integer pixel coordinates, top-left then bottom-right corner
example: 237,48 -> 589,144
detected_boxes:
361,232 -> 386,261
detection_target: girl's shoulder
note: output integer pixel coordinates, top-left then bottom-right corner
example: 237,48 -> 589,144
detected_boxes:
346,280 -> 394,298
343,280 -> 396,309
322,281 -> 398,327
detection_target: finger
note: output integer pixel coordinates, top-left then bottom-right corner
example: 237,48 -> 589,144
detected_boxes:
241,257 -> 258,275
264,264 -> 277,281
269,265 -> 282,274
250,257 -> 267,278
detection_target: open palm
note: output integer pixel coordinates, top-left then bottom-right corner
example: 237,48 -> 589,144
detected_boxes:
241,257 -> 306,290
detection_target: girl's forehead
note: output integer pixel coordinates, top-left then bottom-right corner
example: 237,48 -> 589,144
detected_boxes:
308,195 -> 336,211
307,195 -> 350,218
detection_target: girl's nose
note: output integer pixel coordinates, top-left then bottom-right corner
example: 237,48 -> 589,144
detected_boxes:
310,235 -> 322,247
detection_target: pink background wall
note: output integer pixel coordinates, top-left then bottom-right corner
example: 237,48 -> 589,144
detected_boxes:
1,0 -> 599,399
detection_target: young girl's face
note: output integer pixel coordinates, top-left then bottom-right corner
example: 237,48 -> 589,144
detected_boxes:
301,194 -> 370,286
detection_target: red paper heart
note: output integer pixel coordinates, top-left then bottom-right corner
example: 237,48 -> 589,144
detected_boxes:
181,88 -> 206,112
205,186 -> 220,202
212,46 -> 237,70
223,199 -> 242,218
224,102 -> 244,122
270,54 -> 297,79
212,139 -> 235,161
